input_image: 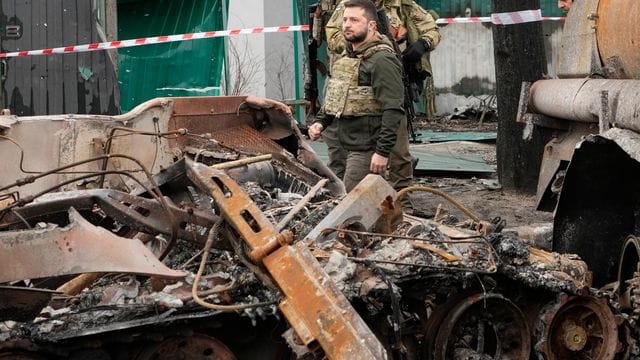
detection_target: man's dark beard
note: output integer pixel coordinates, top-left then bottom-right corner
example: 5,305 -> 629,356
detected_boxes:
345,29 -> 367,43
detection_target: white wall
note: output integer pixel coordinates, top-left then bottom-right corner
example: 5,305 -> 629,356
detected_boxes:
226,0 -> 267,97
226,0 -> 299,101
264,2 -> 298,101
430,21 -> 564,114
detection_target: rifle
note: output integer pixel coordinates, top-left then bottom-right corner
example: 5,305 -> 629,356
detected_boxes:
304,4 -> 320,118
376,8 -> 422,143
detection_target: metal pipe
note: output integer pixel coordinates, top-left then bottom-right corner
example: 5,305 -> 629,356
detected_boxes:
529,79 -> 640,131
210,154 -> 272,169
276,178 -> 328,231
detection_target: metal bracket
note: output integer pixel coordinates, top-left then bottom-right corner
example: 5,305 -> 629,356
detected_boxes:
599,90 -> 611,134
0,16 -> 22,40
3,25 -> 22,39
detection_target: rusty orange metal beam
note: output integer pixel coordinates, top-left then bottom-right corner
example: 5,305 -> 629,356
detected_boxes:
186,159 -> 388,360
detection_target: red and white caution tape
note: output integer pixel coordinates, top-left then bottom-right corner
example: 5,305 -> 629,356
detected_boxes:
491,9 -> 544,25
437,17 -> 491,24
0,25 -> 309,58
0,11 -> 565,59
437,10 -> 565,25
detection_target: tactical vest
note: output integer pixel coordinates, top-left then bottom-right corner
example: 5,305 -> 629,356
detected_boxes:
320,0 -> 339,14
323,43 -> 394,118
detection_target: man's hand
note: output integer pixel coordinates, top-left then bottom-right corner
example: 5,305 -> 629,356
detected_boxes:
402,38 -> 431,64
308,122 -> 324,141
370,153 -> 389,174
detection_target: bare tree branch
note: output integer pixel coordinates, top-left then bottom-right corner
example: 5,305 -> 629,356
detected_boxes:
226,38 -> 264,95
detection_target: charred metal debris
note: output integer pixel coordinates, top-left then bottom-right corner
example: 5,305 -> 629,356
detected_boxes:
0,96 -> 631,359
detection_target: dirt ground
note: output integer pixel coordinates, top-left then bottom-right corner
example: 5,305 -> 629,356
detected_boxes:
409,116 -> 554,229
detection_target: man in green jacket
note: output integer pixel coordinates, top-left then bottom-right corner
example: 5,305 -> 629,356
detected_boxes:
308,0 -> 406,192
319,0 -> 440,199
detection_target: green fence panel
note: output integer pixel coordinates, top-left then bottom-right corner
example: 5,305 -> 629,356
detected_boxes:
117,0 -> 225,112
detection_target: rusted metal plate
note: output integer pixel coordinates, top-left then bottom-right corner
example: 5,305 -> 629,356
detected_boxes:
535,124 -> 596,210
0,286 -> 59,322
170,96 -> 294,141
171,96 -> 248,117
0,208 -> 185,283
0,189 -> 218,246
185,159 -> 388,359
305,174 -> 396,246
597,0 -> 640,79
209,124 -> 287,156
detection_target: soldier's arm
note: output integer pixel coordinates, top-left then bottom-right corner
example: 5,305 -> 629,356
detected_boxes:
313,109 -> 334,130
371,53 -> 405,157
325,2 -> 347,54
408,1 -> 441,49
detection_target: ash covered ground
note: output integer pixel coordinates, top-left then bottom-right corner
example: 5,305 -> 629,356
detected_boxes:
410,115 -> 553,229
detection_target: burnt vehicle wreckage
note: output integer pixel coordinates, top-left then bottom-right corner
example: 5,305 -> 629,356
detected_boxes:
2,1 -> 640,356
0,94 -> 627,360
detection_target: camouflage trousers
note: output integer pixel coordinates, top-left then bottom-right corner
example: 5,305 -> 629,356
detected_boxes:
325,118 -> 413,193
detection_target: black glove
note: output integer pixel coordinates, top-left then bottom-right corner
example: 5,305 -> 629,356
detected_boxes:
402,38 -> 431,64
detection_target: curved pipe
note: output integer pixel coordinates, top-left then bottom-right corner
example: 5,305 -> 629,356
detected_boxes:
529,79 -> 640,131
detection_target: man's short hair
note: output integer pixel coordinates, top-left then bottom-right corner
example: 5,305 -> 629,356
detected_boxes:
343,0 -> 377,22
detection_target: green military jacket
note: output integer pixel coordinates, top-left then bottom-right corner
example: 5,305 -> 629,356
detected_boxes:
315,34 -> 405,157
326,0 -> 440,75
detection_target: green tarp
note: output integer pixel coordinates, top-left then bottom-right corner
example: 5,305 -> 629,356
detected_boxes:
307,141 -> 495,174
117,0 -> 225,112
415,131 -> 497,143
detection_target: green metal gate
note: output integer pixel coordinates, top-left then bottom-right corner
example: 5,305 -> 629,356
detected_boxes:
117,0 -> 225,112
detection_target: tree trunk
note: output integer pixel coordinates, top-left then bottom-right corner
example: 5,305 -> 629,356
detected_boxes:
491,1 -> 553,193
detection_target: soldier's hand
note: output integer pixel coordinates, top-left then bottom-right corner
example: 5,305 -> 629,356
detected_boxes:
308,122 -> 324,141
370,153 -> 389,174
402,38 -> 431,64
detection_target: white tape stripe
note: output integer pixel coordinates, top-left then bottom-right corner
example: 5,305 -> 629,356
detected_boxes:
436,15 -> 564,24
0,25 -> 309,58
437,17 -> 490,24
0,15 -> 565,58
491,9 -> 543,25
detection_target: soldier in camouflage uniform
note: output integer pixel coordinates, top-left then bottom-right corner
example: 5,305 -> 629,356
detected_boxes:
321,0 -> 440,200
308,0 -> 406,193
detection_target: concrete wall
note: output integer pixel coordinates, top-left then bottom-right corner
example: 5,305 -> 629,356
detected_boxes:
431,21 -> 564,115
